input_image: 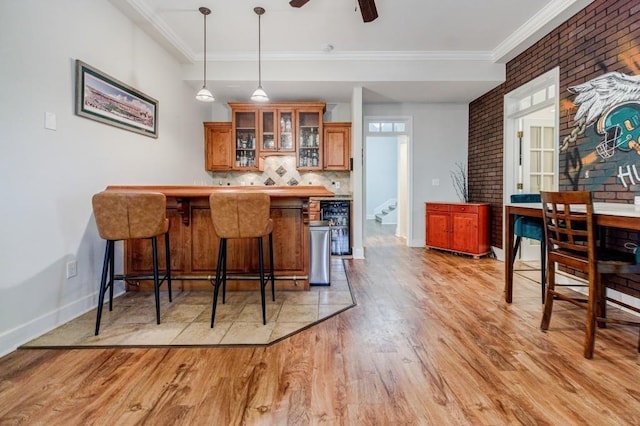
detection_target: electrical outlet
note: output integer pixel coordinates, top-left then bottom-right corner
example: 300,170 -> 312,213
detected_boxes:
66,260 -> 77,279
335,182 -> 341,189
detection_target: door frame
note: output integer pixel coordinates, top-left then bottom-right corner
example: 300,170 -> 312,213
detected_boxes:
363,116 -> 413,246
501,67 -> 560,261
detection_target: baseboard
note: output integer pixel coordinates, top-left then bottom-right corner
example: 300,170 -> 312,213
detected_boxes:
352,247 -> 365,259
0,288 -> 125,359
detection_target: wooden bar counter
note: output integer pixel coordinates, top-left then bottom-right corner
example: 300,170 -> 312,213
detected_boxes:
105,185 -> 335,291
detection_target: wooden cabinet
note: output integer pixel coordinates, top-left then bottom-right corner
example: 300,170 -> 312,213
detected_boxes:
425,202 -> 490,258
204,122 -> 233,171
124,192 -> 324,292
309,200 -> 320,221
323,122 -> 351,171
227,102 -> 325,171
296,107 -> 324,170
230,107 -> 259,170
259,108 -> 295,153
204,103 -> 351,172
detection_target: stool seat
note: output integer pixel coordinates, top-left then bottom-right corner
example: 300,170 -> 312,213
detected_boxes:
209,192 -> 275,327
92,191 -> 172,335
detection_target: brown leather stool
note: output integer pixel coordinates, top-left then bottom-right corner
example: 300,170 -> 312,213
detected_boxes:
92,191 -> 172,335
209,192 -> 275,327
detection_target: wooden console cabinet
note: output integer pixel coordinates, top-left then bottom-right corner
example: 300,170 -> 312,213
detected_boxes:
425,202 -> 490,258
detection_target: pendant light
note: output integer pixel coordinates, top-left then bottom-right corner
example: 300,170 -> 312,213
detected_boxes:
250,7 -> 269,102
196,6 -> 215,102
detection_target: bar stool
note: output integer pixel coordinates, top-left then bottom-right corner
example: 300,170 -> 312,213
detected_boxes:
209,192 -> 275,327
539,191 -> 640,358
92,191 -> 172,335
510,193 -> 546,302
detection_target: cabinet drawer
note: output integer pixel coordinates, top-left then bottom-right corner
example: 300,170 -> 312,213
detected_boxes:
426,203 -> 450,212
309,200 -> 320,211
451,204 -> 479,214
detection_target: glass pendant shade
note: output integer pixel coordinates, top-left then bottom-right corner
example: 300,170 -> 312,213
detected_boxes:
196,86 -> 215,102
250,86 -> 268,102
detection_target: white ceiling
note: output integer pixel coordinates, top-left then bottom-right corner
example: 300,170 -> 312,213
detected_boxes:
111,0 -> 594,103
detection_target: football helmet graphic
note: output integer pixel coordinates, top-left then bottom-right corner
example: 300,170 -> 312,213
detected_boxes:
595,102 -> 640,159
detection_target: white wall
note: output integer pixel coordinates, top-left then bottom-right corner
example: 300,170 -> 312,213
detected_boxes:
366,137 -> 398,217
0,0 -> 210,356
363,103 -> 468,246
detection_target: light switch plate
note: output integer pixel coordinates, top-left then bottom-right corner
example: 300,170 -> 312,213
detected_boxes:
45,112 -> 56,130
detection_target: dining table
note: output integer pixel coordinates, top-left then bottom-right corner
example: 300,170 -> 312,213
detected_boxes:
504,201 -> 640,303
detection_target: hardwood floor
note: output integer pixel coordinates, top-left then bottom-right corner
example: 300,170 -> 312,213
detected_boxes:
1,221 -> 639,425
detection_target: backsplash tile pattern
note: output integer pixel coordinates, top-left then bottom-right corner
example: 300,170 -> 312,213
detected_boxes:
207,156 -> 351,195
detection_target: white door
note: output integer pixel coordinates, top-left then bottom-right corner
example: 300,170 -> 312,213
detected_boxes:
519,113 -> 555,259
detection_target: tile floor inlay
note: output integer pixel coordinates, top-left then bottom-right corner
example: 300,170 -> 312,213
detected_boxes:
21,259 -> 355,348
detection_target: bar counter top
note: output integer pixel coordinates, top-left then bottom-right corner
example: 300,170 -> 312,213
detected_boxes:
106,184 -> 335,198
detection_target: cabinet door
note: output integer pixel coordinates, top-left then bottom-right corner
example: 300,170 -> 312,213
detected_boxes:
323,122 -> 351,170
277,110 -> 295,152
426,211 -> 450,249
450,212 -> 479,254
260,109 -> 277,152
296,109 -> 323,170
232,110 -> 259,170
204,122 -> 232,171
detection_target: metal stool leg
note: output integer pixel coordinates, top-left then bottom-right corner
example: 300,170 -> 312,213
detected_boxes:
211,238 -> 225,327
95,240 -> 114,336
258,236 -> 267,325
269,232 -> 275,301
152,236 -> 161,325
164,232 -> 172,302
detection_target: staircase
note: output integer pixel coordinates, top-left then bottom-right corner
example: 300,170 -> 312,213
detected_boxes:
374,199 -> 397,224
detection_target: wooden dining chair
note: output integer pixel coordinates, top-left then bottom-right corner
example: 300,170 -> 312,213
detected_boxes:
539,191 -> 640,358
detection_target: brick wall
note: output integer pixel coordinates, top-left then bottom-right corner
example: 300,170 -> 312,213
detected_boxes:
469,0 -> 640,296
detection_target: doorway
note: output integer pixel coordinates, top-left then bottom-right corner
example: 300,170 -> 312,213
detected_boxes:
503,67 -> 559,261
364,117 -> 412,243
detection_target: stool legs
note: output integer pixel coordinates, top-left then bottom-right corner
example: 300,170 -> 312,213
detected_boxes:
165,232 -> 172,303
95,233 -> 171,335
211,238 -> 226,328
95,240 -> 115,335
269,232 -> 275,302
211,235 -> 273,327
257,236 -> 268,325
513,236 -> 547,303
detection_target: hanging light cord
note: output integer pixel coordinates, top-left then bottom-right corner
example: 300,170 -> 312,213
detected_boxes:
202,9 -> 207,86
257,11 -> 262,86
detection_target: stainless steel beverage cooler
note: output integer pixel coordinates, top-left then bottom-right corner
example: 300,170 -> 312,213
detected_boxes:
320,200 -> 351,256
309,220 -> 331,285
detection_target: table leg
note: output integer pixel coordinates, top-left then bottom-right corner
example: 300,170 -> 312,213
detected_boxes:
504,207 -> 515,303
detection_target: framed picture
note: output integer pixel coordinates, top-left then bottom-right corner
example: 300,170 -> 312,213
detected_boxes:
75,60 -> 158,138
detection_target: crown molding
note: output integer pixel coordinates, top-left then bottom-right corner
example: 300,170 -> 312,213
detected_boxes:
492,0 -> 595,63
198,50 -> 495,62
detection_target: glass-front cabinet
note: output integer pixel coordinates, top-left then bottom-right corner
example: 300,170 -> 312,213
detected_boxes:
232,110 -> 258,170
228,102 -> 325,171
260,109 -> 295,153
297,109 -> 323,170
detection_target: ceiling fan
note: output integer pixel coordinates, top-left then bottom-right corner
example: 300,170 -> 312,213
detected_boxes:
289,0 -> 378,23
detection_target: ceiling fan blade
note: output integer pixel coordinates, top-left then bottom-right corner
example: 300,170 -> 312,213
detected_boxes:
358,0 -> 378,22
289,0 -> 310,7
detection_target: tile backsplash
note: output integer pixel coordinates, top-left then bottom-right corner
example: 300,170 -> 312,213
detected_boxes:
206,156 -> 351,195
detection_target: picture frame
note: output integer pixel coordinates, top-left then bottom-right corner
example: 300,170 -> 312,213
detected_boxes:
75,60 -> 158,138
